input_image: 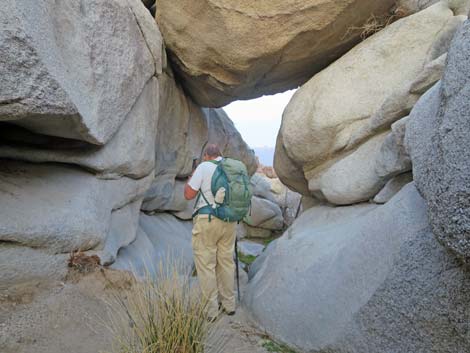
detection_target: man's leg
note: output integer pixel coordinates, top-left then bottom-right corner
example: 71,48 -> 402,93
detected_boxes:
215,219 -> 237,313
192,216 -> 219,318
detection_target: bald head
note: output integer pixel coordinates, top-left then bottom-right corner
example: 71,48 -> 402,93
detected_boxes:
203,144 -> 222,160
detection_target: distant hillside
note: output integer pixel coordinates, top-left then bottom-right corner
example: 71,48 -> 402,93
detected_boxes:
254,146 -> 275,166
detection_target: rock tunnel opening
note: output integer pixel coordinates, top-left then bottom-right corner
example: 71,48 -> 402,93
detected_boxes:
223,89 -> 297,167
2,1 -> 470,352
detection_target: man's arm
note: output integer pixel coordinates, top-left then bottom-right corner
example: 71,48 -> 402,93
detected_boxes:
184,164 -> 203,200
184,182 -> 198,200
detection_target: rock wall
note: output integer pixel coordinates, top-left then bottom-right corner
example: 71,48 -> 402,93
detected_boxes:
1,0 -> 162,287
241,173 -> 301,240
112,213 -> 194,277
245,185 -> 470,352
406,21 -> 470,261
1,0 -> 164,146
0,0 -> 256,288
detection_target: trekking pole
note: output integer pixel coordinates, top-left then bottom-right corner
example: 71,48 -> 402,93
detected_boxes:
294,196 -> 302,219
235,238 -> 241,301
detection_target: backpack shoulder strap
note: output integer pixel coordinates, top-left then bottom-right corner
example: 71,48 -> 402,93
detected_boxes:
198,188 -> 212,207
207,159 -> 221,165
192,187 -> 214,218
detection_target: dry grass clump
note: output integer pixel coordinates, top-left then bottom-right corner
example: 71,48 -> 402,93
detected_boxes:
343,6 -> 410,41
102,262 -> 225,353
68,250 -> 101,274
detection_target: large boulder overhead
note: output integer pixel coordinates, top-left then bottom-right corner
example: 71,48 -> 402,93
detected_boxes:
155,0 -> 396,107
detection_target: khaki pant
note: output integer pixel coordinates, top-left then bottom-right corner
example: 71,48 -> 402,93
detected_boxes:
192,214 -> 237,317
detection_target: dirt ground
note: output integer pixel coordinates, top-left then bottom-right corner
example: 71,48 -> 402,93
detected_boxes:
210,303 -> 272,353
0,267 -> 270,353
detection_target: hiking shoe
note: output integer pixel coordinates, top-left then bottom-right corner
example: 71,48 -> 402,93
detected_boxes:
207,316 -> 218,323
218,302 -> 236,316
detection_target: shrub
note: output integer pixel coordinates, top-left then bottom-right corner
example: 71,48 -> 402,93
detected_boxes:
68,250 -> 101,273
238,252 -> 257,266
343,6 -> 409,41
103,262 -> 225,353
261,339 -> 297,353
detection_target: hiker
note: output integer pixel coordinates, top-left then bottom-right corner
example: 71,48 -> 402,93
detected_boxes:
184,144 -> 252,320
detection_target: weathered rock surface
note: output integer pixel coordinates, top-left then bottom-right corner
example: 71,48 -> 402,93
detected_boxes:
243,224 -> 273,239
156,0 -> 397,107
374,116 -> 412,178
0,161 -> 152,254
0,0 -> 157,145
143,179 -> 189,214
274,131 -> 310,195
276,2 -> 465,200
308,133 -> 389,205
98,200 -> 143,266
247,202 -> 377,279
251,174 -> 277,203
236,223 -> 248,240
129,0 -> 165,74
0,244 -> 68,288
244,196 -> 284,231
238,241 -> 265,258
0,78 -> 160,179
398,0 -> 470,14
406,20 -> 470,260
373,172 -> 413,204
233,172 -> 299,237
251,173 -> 301,224
268,178 -> 302,227
306,115 -> 411,204
171,196 -> 197,221
244,184 -> 470,352
113,213 -> 193,277
410,53 -> 447,94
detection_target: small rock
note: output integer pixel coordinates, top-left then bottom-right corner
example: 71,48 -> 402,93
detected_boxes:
373,172 -> 413,204
238,241 -> 265,258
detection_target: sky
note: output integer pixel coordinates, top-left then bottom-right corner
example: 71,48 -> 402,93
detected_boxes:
223,89 -> 296,148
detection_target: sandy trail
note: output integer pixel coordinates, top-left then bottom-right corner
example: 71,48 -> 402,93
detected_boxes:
0,268 -> 269,353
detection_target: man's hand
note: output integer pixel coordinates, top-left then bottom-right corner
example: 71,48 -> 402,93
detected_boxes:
192,158 -> 200,173
185,158 -> 201,200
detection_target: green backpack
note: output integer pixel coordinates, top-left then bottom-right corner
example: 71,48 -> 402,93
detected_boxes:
195,158 -> 252,222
